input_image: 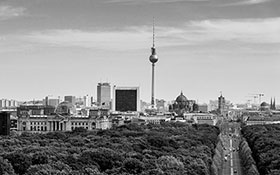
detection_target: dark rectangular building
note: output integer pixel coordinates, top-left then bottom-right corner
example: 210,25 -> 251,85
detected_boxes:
0,112 -> 10,135
112,86 -> 140,112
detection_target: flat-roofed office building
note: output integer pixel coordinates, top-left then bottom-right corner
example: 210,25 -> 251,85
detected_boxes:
112,86 -> 140,112
97,83 -> 111,109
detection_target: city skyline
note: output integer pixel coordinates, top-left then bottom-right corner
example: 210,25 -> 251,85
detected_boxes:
0,0 -> 279,104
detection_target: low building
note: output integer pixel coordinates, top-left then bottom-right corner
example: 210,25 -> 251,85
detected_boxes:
246,115 -> 280,126
17,102 -> 112,133
198,104 -> 208,113
184,113 -> 217,126
139,115 -> 171,125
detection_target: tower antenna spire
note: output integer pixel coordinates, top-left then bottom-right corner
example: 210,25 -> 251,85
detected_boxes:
152,17 -> 155,48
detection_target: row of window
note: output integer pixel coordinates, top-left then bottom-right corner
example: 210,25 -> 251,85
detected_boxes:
30,126 -> 47,131
71,126 -> 90,130
71,122 -> 96,126
30,122 -> 47,125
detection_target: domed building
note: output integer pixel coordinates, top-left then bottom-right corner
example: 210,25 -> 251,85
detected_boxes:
17,102 -> 112,133
169,92 -> 196,116
260,102 -> 270,111
175,92 -> 188,109
55,101 -> 76,116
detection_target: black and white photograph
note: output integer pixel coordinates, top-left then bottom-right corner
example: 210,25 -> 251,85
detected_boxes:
0,0 -> 280,174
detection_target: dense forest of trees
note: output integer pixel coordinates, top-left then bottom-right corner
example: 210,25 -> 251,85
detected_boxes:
0,122 -> 220,175
239,138 -> 259,175
242,124 -> 280,175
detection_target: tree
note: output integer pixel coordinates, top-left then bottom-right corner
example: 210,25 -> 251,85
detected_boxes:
25,161 -> 72,175
122,158 -> 144,174
32,152 -> 48,165
0,157 -> 16,175
156,156 -> 184,171
79,147 -> 123,171
4,152 -> 31,175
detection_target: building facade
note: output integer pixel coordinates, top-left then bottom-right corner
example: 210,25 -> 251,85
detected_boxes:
0,112 -> 10,135
0,99 -> 18,108
64,96 -> 76,105
17,102 -> 111,133
112,86 -> 140,112
97,83 -> 111,109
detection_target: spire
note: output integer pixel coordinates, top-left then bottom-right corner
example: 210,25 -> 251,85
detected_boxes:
149,17 -> 158,64
273,97 -> 276,110
271,97 -> 273,109
152,17 -> 155,48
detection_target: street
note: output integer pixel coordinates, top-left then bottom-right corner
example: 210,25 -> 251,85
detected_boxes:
221,121 -> 243,175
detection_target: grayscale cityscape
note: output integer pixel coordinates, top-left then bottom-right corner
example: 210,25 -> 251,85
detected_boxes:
0,0 -> 279,175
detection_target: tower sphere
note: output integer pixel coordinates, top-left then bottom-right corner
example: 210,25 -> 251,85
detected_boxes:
149,47 -> 158,63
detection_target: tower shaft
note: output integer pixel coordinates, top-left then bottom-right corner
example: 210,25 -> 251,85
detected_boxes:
151,63 -> 155,107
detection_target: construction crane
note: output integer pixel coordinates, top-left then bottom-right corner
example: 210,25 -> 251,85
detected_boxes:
246,95 -> 258,104
249,93 -> 264,104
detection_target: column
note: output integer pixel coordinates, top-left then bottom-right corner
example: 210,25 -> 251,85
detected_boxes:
56,121 -> 59,131
53,121 -> 55,131
47,121 -> 51,131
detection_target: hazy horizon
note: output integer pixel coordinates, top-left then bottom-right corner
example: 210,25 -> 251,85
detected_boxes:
1,0 -> 279,104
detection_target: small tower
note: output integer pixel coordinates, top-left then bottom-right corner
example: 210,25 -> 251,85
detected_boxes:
273,97 -> 276,110
149,18 -> 158,109
218,92 -> 226,116
270,98 -> 273,109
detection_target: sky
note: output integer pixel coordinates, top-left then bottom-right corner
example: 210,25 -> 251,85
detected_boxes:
0,0 -> 280,104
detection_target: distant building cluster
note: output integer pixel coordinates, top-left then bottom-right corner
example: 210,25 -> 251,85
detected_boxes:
1,80 -> 279,136
242,98 -> 280,126
0,99 -> 18,108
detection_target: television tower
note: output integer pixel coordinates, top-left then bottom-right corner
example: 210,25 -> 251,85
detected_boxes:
149,18 -> 158,109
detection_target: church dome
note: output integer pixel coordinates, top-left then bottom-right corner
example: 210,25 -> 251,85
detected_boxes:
176,92 -> 188,103
55,101 -> 76,116
260,102 -> 269,107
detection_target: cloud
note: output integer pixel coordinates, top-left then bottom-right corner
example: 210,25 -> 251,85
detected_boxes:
23,29 -> 152,51
0,5 -> 26,20
222,0 -> 272,6
17,17 -> 280,52
184,18 -> 280,44
105,0 -> 208,4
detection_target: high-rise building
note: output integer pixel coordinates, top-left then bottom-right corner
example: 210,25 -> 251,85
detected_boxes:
64,96 -> 76,105
83,95 -> 91,107
112,86 -> 140,112
97,83 -> 111,109
0,112 -> 10,135
43,96 -> 60,107
218,94 -> 226,116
